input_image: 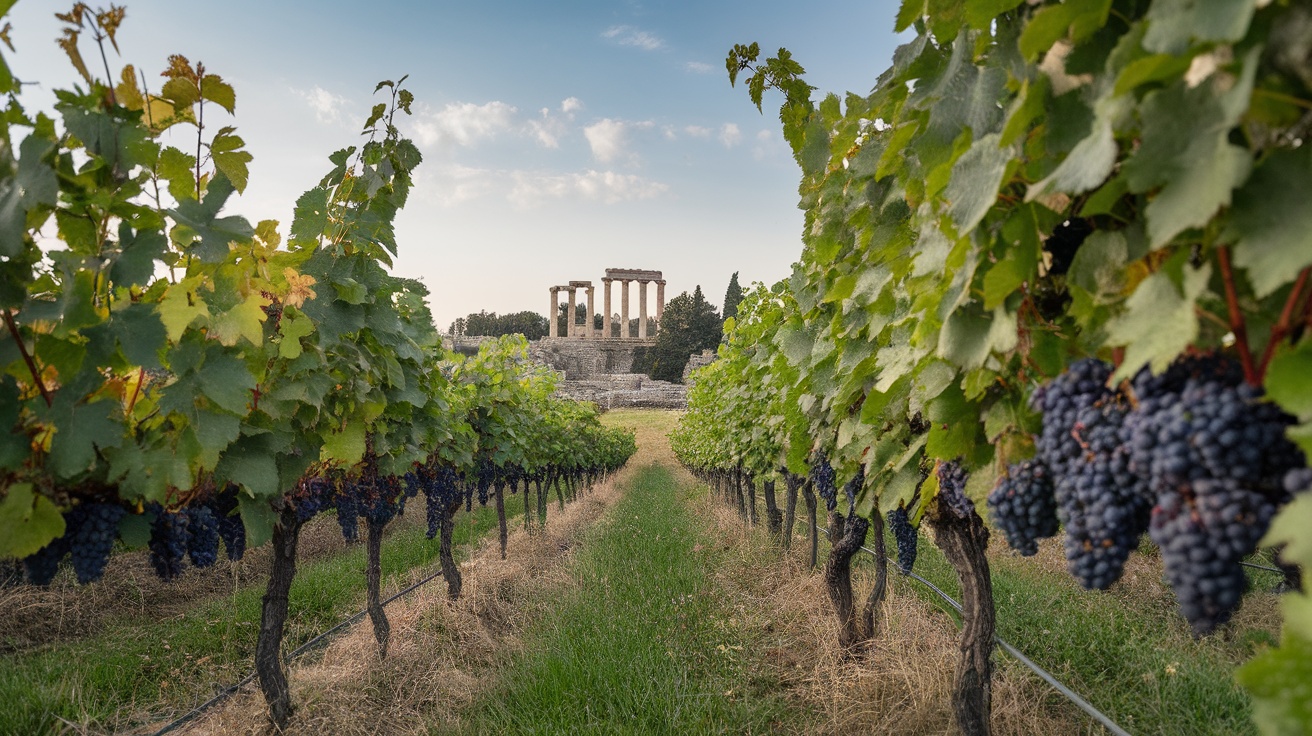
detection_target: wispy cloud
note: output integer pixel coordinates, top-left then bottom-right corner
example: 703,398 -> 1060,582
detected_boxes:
602,25 -> 663,51
719,123 -> 742,148
583,118 -> 654,163
528,97 -> 584,148
509,170 -> 668,208
297,85 -> 351,125
411,101 -> 518,148
684,61 -> 714,74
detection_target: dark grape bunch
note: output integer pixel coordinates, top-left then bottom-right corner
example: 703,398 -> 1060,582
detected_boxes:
936,460 -> 974,520
208,486 -> 247,561
185,506 -> 220,569
1150,479 -> 1278,635
1023,353 -> 1309,634
987,461 -> 1058,557
809,453 -> 838,512
420,465 -> 461,539
842,466 -> 865,516
148,505 -> 190,581
293,477 -> 334,523
66,502 -> 126,584
23,535 -> 70,586
334,479 -> 361,542
888,506 -> 918,574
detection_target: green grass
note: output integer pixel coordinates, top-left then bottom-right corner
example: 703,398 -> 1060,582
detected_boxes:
459,463 -> 793,735
861,526 -> 1278,736
0,501 -> 518,735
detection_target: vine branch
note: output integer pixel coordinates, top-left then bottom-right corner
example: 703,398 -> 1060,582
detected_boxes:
1258,267 -> 1310,379
1215,246 -> 1258,385
3,309 -> 52,407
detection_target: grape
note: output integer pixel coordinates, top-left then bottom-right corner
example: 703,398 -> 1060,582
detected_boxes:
208,487 -> 247,561
421,465 -> 460,539
936,460 -> 974,520
148,506 -> 189,581
809,453 -> 837,513
888,507 -> 918,574
67,502 -> 125,584
23,535 -> 70,586
294,477 -> 332,523
842,466 -> 865,516
185,506 -> 220,569
334,481 -> 361,542
1150,479 -> 1277,635
1032,358 -> 1113,475
987,461 -> 1058,557
1284,467 -> 1312,497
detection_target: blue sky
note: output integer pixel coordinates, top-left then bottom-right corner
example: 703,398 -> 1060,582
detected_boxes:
7,1 -> 905,330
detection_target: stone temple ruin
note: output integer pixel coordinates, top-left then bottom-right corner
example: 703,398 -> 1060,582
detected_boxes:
547,268 -> 666,339
535,268 -> 687,409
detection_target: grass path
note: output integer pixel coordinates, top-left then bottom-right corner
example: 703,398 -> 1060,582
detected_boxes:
459,462 -> 795,734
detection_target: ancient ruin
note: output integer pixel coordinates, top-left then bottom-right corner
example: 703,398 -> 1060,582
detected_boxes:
547,268 -> 665,339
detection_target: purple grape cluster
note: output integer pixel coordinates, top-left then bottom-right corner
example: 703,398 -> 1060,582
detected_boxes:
67,502 -> 125,584
148,506 -> 190,581
987,461 -> 1058,557
23,535 -> 70,586
936,460 -> 974,520
208,487 -> 247,561
809,453 -> 837,512
185,506 -> 220,569
888,506 -> 918,574
421,465 -> 461,539
334,479 -> 361,542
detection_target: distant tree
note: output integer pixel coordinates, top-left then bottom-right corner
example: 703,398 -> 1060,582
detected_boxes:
448,317 -> 467,336
556,302 -> 590,336
643,286 -> 721,383
722,272 -> 744,322
459,310 -> 549,340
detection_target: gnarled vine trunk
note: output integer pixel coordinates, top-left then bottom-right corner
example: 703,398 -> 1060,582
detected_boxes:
746,474 -> 759,526
782,473 -> 802,551
802,480 -> 818,569
494,480 -> 508,559
860,506 -> 888,640
929,501 -> 996,736
256,505 -> 302,729
824,511 -> 870,650
365,518 -> 390,657
439,499 -> 463,599
762,478 -> 782,537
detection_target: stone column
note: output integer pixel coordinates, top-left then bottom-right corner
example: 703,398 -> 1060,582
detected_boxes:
586,285 -> 596,339
620,280 -> 631,338
566,287 -> 577,338
638,280 -> 649,339
655,280 -> 666,334
548,287 -> 559,338
602,279 -> 613,339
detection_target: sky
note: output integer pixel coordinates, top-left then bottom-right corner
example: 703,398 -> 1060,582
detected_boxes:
6,0 -> 906,331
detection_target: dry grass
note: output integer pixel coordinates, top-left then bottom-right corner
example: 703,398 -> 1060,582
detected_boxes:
174,467 -> 637,736
0,514 -> 361,655
684,473 -> 1091,736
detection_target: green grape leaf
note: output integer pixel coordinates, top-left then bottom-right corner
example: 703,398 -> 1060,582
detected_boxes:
1018,0 -> 1111,59
938,304 -> 1018,370
896,0 -> 924,32
1106,263 -> 1210,382
217,451 -> 279,500
1238,629 -> 1312,736
109,223 -> 169,287
117,512 -> 152,548
1026,113 -> 1115,201
158,284 -> 210,342
1113,53 -> 1193,96
1143,0 -> 1256,55
199,74 -> 236,114
197,349 -> 257,415
1066,230 -> 1128,303
169,174 -> 254,262
290,186 -> 330,245
946,133 -> 1014,236
160,76 -> 200,108
0,483 -> 65,559
238,492 -> 276,549
322,421 -> 367,465
1226,146 -> 1312,298
964,0 -> 1024,30
278,310 -> 315,359
0,135 -> 59,257
110,301 -> 167,369
1265,341 -> 1312,421
209,127 -> 252,193
158,146 -> 198,203
926,383 -> 979,460
47,397 -> 123,479
209,293 -> 269,347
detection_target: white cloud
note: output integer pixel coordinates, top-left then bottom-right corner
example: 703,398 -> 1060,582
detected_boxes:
752,128 -> 788,160
584,118 -> 630,163
685,61 -> 714,74
297,85 -> 350,124
527,97 -> 584,148
415,164 -> 500,207
560,97 -> 583,115
719,123 -> 742,148
509,170 -> 668,208
684,125 -> 712,138
411,101 -> 517,148
602,25 -> 664,51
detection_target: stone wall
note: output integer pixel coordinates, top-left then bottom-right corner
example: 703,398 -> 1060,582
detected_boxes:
528,337 -> 656,380
553,374 -> 687,410
682,348 -> 719,383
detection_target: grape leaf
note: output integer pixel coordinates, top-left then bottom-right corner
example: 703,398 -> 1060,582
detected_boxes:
946,133 -> 1014,236
0,483 -> 65,558
209,127 -> 252,193
1264,340 -> 1312,421
209,293 -> 269,347
1106,264 -> 1210,382
1143,0 -> 1256,55
1226,146 -> 1312,298
169,174 -> 254,262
